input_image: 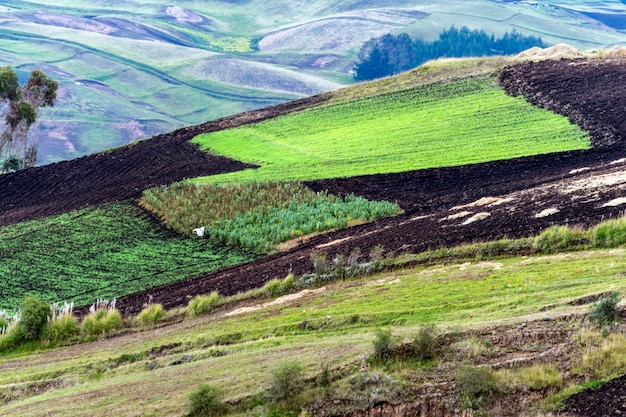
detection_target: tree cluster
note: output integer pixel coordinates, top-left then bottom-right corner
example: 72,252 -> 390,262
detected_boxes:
353,26 -> 545,81
0,67 -> 57,172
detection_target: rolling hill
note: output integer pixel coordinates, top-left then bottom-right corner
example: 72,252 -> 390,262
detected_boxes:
2,50 -> 626,416
3,0 -> 626,165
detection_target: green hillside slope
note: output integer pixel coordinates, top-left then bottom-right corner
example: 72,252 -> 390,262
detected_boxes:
2,0 -> 625,164
192,76 -> 590,184
1,246 -> 625,416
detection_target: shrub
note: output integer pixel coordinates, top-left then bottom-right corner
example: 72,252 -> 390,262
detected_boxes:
347,371 -> 403,409
456,365 -> 498,409
17,296 -> 51,342
589,292 -> 620,326
186,383 -> 228,417
370,329 -> 398,364
0,330 -> 19,352
81,308 -> 122,338
187,292 -> 220,319
266,361 -> 305,403
412,324 -> 439,361
46,314 -> 79,342
137,304 -> 165,327
455,365 -> 499,409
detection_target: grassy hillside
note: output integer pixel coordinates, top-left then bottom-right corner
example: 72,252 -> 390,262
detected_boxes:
192,76 -> 590,184
2,1 -> 626,164
1,245 -> 625,416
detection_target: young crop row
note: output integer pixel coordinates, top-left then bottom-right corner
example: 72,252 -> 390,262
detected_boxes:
0,202 -> 255,310
141,181 -> 399,253
192,77 -> 590,184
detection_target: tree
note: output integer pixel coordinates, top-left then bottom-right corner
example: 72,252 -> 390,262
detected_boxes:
0,67 -> 57,172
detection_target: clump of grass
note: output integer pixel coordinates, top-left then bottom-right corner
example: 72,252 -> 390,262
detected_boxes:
579,332 -> 626,380
588,292 -> 620,327
453,336 -> 492,360
137,304 -> 165,327
81,299 -> 122,338
533,225 -> 586,253
591,217 -> 626,248
496,364 -> 563,392
45,302 -> 79,343
344,371 -> 404,409
186,384 -> 228,417
262,274 -> 294,298
187,292 -> 220,319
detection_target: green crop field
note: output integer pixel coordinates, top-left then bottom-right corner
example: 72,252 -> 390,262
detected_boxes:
0,203 -> 256,310
192,77 -> 591,184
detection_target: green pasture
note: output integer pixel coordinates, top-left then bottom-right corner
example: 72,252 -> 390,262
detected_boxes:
2,247 -> 626,416
0,202 -> 256,310
192,77 -> 590,184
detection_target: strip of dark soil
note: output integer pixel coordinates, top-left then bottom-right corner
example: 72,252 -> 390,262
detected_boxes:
563,374 -> 626,417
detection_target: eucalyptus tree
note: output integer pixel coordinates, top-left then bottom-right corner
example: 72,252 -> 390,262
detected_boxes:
0,66 -> 57,172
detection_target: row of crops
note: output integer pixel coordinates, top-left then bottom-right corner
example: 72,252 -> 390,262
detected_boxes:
192,77 -> 591,184
0,203 -> 255,310
141,182 -> 399,254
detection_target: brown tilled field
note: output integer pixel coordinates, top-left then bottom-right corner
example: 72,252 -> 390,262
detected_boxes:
3,58 -> 626,416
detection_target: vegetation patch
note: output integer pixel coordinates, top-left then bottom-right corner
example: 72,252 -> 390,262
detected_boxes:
0,202 -> 254,310
141,181 -> 398,253
193,77 -> 590,184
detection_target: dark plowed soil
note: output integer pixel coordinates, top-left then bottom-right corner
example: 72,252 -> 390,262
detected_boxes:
499,58 -> 626,150
564,374 -> 626,417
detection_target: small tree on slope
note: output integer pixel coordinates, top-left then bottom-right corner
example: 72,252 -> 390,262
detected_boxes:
0,66 -> 57,172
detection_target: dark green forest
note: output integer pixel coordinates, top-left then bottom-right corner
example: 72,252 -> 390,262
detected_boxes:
353,26 -> 545,80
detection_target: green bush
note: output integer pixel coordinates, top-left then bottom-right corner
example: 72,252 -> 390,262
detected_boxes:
81,308 -> 122,338
137,304 -> 165,327
186,383 -> 228,417
187,292 -> 220,319
46,314 -> 79,342
266,361 -> 305,403
456,365 -> 498,409
589,292 -> 620,326
17,296 -> 51,342
0,331 -> 19,352
370,329 -> 398,364
412,324 -> 439,361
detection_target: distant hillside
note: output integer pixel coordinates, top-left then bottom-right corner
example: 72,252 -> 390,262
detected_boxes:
2,0 -> 626,164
